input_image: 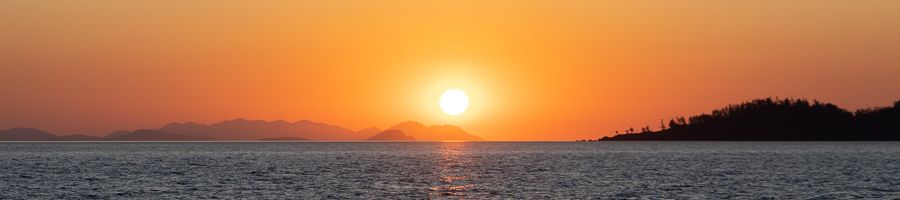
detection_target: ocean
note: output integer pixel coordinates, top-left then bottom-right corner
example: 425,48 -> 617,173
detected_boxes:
1,142 -> 899,199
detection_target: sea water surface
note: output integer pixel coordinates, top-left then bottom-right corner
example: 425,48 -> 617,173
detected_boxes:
1,142 -> 899,199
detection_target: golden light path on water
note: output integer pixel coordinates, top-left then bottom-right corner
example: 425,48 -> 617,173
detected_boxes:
429,142 -> 474,198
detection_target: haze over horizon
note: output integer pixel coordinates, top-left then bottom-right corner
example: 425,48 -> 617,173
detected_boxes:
3,1 -> 900,140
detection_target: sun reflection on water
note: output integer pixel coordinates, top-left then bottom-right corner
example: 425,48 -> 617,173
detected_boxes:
429,142 -> 475,198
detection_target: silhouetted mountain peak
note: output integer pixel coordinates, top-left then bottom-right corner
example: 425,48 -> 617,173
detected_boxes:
292,120 -> 339,128
358,127 -> 381,132
161,122 -> 207,130
219,118 -> 269,126
388,121 -> 428,130
386,121 -> 483,141
356,127 -> 382,137
295,119 -> 314,124
2,127 -> 53,135
367,130 -> 416,141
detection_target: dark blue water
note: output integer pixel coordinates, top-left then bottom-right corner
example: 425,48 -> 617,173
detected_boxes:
1,142 -> 899,199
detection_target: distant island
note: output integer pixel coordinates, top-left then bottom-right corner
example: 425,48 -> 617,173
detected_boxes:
0,120 -> 482,141
598,98 -> 900,141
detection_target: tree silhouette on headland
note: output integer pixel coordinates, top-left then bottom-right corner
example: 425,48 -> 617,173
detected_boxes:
600,98 -> 900,141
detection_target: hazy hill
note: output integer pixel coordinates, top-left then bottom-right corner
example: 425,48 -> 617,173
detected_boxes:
105,129 -> 213,141
367,130 -> 416,141
386,121 -> 483,141
356,127 -> 383,137
0,128 -> 102,141
600,98 -> 900,141
105,130 -> 132,138
158,118 -> 361,140
0,128 -> 59,141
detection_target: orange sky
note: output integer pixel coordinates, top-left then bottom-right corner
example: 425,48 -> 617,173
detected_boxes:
2,1 -> 900,140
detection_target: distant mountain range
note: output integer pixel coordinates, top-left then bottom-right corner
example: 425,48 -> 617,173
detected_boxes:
367,130 -> 416,141
371,121 -> 483,141
0,119 -> 482,141
157,118 -> 360,140
598,98 -> 900,141
0,128 -> 72,141
106,129 -> 213,141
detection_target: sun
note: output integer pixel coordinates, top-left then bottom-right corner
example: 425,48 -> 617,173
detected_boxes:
439,89 -> 469,116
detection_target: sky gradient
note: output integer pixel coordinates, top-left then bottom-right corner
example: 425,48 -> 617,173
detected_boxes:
2,0 -> 900,140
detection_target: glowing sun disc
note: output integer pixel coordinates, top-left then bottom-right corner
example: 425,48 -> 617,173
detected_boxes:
439,89 -> 469,116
